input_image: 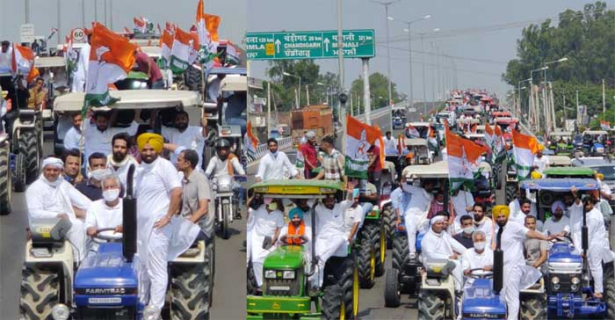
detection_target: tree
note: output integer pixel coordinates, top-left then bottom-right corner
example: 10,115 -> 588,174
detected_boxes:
267,60 -> 323,111
349,72 -> 401,114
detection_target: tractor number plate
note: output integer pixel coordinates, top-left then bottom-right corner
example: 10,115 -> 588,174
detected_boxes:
88,297 -> 121,304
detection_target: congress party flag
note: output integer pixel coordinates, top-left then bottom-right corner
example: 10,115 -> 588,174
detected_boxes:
244,120 -> 259,162
196,0 -> 221,66
511,130 -> 540,180
345,115 -> 380,179
445,122 -> 484,192
600,120 -> 611,130
159,29 -> 174,69
169,27 -> 199,74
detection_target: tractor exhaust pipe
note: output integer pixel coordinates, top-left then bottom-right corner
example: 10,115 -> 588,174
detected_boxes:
493,226 -> 504,295
123,164 -> 137,262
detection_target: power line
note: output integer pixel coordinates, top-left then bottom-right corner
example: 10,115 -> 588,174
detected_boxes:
377,44 -> 509,65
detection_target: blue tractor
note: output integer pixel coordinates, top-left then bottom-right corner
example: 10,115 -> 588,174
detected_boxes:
19,165 -> 213,320
520,178 -> 615,319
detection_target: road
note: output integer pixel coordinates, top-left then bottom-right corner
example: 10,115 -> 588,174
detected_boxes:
0,134 -> 246,320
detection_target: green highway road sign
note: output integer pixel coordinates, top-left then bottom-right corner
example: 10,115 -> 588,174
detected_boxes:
245,29 -> 376,60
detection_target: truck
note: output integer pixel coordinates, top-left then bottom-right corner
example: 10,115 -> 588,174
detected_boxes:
291,105 -> 334,145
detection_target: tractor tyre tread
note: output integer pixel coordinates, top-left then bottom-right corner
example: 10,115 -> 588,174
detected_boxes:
417,290 -> 445,320
357,232 -> 375,289
321,283 -> 343,320
0,144 -> 10,215
170,257 -> 211,320
19,266 -> 60,320
519,295 -> 546,320
384,268 -> 401,308
392,232 -> 409,271
247,262 -> 258,295
604,262 -> 615,319
505,183 -> 517,204
19,131 -> 39,183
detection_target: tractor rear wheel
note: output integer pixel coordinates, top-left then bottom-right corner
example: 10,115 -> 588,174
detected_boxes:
19,131 -> 39,183
382,206 -> 395,250
357,229 -> 376,289
322,283 -> 343,320
384,268 -> 401,308
170,258 -> 211,320
519,294 -> 546,320
0,142 -> 11,215
14,153 -> 26,192
247,261 -> 258,295
392,232 -> 409,271
604,262 -> 615,320
185,65 -> 203,92
417,290 -> 445,320
340,256 -> 358,319
19,266 -> 60,320
375,224 -> 386,277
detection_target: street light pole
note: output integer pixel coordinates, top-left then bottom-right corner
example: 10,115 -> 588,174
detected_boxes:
57,0 -> 62,44
25,0 -> 30,24
81,0 -> 86,27
282,72 -> 302,109
418,28 -> 439,115
372,0 -> 400,107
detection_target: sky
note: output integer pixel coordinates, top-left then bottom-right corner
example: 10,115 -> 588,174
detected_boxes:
247,0 -> 611,102
0,0 -> 246,49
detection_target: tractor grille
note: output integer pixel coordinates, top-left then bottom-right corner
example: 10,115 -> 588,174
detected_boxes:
77,307 -> 136,320
265,278 -> 301,296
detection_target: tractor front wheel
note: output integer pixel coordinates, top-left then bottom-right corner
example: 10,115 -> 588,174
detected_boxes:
169,258 -> 212,320
505,183 -> 517,204
391,232 -> 409,271
519,294 -> 546,320
417,290 -> 445,320
0,142 -> 11,215
604,262 -> 615,320
357,231 -> 376,289
19,266 -> 60,320
384,268 -> 401,308
322,283 -> 343,320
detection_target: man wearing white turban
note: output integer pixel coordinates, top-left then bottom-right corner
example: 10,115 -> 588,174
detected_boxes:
421,214 -> 467,291
543,200 -> 570,236
26,157 -> 92,261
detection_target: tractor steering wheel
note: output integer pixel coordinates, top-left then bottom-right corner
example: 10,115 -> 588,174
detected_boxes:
468,268 -> 493,279
93,228 -> 123,243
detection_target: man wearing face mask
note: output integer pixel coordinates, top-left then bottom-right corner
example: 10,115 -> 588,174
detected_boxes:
255,138 -> 300,182
421,214 -> 467,292
462,230 -> 493,288
26,157 -> 92,261
453,215 -> 475,248
400,178 -> 435,259
205,139 -> 246,219
76,152 -> 113,201
311,181 -> 357,288
85,174 -> 123,254
493,205 -> 554,320
83,110 -> 139,167
543,200 -> 570,236
160,110 -> 207,167
108,133 -> 139,190
246,196 -> 284,291
134,133 -> 200,315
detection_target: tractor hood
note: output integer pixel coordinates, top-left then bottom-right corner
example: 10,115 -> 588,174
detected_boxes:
263,245 -> 305,270
74,243 -> 139,291
548,242 -> 582,264
462,279 -> 507,319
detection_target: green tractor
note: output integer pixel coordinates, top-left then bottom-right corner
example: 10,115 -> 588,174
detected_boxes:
246,180 -> 360,320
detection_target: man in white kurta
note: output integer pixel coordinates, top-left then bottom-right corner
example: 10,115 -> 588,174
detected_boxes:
160,111 -> 207,167
451,188 -> 475,233
247,199 -> 284,288
509,198 -> 543,231
542,201 -> 570,236
493,205 -> 552,320
107,133 -> 139,190
567,190 -> 614,299
402,180 -> 434,257
26,158 -> 92,262
255,138 -> 299,182
134,133 -> 200,312
461,230 -> 493,288
313,191 -> 354,288
472,203 -> 494,247
84,111 -> 139,166
532,149 -> 549,174
421,215 -> 467,291
85,174 -> 123,254
71,42 -> 90,92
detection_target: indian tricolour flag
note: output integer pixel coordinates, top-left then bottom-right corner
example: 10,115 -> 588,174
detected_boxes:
12,44 -> 38,83
512,130 -> 540,180
244,120 -> 259,162
159,29 -> 174,69
85,23 -> 137,108
485,123 -> 505,162
196,0 -> 220,65
345,115 -> 380,179
445,122 -> 484,192
406,124 -> 420,138
600,120 -> 611,130
169,27 -> 199,74
133,17 -> 149,34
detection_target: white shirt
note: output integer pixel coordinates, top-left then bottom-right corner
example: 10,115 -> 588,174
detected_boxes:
0,48 -> 12,73
205,156 -> 245,177
161,125 -> 206,166
315,200 -> 353,236
510,212 -> 543,231
421,228 -> 467,261
402,184 -> 433,218
543,216 -> 570,236
63,127 -> 82,151
569,206 -> 609,254
533,155 -> 549,173
462,247 -> 494,276
135,157 -> 182,227
85,199 -> 123,230
452,190 -> 474,218
256,151 -> 298,181
496,221 -> 529,267
383,137 -> 398,156
251,206 -> 284,237
108,156 -> 140,190
84,120 -> 139,165
474,217 -> 494,246
26,178 -> 92,223
343,204 -> 364,237
509,198 -> 537,218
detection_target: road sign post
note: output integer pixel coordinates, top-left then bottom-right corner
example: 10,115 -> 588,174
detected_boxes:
246,29 -> 375,60
20,24 -> 35,43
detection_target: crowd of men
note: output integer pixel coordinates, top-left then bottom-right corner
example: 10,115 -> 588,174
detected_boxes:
24,104 -> 248,315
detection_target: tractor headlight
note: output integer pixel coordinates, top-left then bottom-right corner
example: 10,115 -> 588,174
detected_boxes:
282,270 -> 296,279
551,276 -> 560,284
143,305 -> 161,320
265,270 -> 277,279
551,276 -> 560,292
571,276 -> 580,292
51,304 -> 70,320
